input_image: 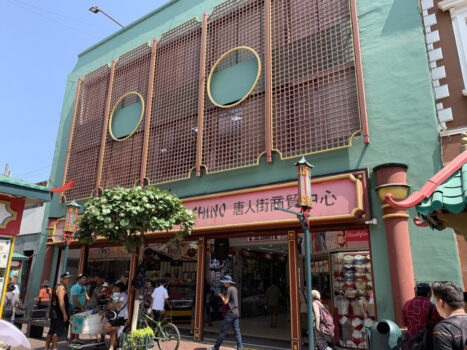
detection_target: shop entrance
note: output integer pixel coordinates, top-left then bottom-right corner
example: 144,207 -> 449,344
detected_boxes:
202,235 -> 291,344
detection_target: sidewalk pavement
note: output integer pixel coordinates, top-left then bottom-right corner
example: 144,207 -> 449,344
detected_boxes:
26,336 -> 231,350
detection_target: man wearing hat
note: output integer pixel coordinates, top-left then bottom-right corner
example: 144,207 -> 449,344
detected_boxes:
209,275 -> 243,350
45,272 -> 71,350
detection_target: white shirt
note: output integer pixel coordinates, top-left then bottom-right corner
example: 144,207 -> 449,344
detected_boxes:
118,292 -> 128,319
151,285 -> 169,311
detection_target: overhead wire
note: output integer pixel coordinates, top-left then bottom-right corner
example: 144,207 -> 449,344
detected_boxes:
10,0 -> 109,29
15,164 -> 52,178
5,0 -> 101,38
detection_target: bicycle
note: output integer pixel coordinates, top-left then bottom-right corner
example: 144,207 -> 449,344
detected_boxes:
120,308 -> 180,350
144,311 -> 180,350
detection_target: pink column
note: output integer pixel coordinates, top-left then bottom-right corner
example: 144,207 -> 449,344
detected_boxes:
41,245 -> 55,284
265,0 -> 273,162
194,237 -> 207,341
374,163 -> 415,326
196,12 -> 208,176
350,0 -> 369,144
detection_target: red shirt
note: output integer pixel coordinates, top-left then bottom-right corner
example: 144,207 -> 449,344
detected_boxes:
402,296 -> 443,339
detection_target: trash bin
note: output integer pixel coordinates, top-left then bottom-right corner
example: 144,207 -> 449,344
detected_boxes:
366,319 -> 402,350
30,325 -> 44,338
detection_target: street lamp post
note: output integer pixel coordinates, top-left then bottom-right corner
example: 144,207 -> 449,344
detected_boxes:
62,201 -> 80,274
275,156 -> 314,350
89,6 -> 124,28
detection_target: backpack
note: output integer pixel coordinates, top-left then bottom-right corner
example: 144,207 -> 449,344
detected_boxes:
444,314 -> 467,349
408,303 -> 434,350
317,301 -> 335,337
2,294 -> 14,318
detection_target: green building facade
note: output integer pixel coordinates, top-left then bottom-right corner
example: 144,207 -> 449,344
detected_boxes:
30,0 -> 463,348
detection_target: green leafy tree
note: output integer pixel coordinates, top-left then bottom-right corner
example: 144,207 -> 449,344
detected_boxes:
76,186 -> 195,252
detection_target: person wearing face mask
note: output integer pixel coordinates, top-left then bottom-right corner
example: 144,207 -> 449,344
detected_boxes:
101,282 -> 128,350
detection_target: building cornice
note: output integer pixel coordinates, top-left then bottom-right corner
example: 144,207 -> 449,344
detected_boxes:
439,0 -> 467,12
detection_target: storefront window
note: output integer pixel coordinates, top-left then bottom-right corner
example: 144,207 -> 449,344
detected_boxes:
303,229 -> 375,350
87,247 -> 131,283
332,251 -> 375,349
144,242 -> 198,323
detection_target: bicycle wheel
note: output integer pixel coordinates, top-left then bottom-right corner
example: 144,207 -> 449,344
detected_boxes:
157,322 -> 180,350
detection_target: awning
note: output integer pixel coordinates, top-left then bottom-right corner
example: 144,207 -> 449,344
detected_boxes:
417,163 -> 467,216
385,142 -> 467,240
0,175 -> 51,205
12,252 -> 29,261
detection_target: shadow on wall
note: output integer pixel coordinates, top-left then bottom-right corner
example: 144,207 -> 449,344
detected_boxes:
382,0 -> 421,35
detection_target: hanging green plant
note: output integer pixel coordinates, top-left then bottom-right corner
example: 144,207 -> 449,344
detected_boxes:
76,186 -> 195,252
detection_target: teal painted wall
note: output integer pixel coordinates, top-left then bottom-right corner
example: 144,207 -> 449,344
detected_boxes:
43,0 -> 463,323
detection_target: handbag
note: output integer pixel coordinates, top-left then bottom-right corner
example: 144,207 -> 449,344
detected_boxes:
105,300 -> 127,321
408,303 -> 434,350
105,310 -> 118,321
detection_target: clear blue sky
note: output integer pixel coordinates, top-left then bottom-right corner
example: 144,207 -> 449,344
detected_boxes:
0,0 -> 170,184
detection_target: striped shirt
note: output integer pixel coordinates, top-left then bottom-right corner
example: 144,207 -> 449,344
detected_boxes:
433,313 -> 467,350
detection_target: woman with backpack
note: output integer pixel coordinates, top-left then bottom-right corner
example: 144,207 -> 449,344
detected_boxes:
2,284 -> 19,323
312,290 -> 334,350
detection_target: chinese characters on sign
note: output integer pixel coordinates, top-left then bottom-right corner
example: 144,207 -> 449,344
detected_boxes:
183,174 -> 364,230
192,192 -> 340,220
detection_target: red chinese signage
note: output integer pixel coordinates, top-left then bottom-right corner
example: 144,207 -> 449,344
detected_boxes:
183,172 -> 367,231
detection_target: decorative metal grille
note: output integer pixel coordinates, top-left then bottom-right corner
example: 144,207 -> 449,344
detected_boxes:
100,44 -> 152,189
202,0 -> 266,173
271,0 -> 360,158
64,66 -> 110,200
146,19 -> 202,184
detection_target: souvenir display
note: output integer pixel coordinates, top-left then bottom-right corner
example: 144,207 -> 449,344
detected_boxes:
332,251 -> 376,349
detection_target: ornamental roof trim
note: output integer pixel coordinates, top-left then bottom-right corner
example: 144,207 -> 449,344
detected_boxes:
416,163 -> 467,215
0,175 -> 50,192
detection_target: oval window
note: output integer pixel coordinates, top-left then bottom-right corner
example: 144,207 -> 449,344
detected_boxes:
109,92 -> 144,141
207,46 -> 261,108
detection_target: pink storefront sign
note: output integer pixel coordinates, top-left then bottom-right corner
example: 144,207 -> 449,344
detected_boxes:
183,173 -> 365,231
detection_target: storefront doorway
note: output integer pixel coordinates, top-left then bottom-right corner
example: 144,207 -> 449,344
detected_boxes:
199,234 -> 291,344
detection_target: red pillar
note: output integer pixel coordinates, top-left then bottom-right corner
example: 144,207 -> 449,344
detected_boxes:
194,237 -> 207,341
78,245 -> 88,275
41,245 -> 55,283
288,231 -> 301,350
374,163 -> 415,326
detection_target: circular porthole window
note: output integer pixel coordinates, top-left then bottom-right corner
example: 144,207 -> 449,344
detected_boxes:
109,92 -> 145,141
207,46 -> 261,108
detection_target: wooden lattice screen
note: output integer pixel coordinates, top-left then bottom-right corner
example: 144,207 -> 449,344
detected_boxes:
271,0 -> 360,158
64,0 -> 363,193
146,19 -> 202,185
64,66 -> 110,200
202,0 -> 266,173
100,44 -> 152,190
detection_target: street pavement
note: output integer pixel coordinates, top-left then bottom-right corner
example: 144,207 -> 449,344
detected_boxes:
25,336 -> 228,350
15,324 -> 289,350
